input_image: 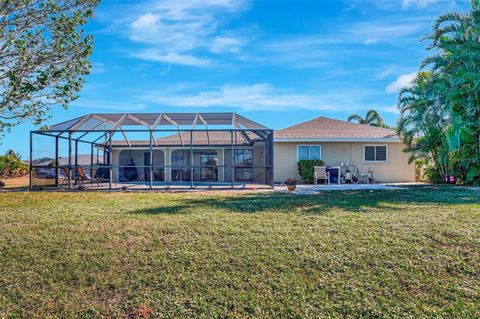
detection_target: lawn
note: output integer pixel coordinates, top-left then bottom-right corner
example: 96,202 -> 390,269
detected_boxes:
1,187 -> 479,318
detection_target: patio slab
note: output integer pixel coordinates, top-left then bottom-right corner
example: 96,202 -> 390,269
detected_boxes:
276,183 -> 408,194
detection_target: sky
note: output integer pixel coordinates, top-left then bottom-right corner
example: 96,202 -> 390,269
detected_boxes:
1,0 -> 470,158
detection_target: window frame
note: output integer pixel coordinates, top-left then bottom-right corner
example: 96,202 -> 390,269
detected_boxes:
234,149 -> 254,181
296,145 -> 322,162
234,149 -> 253,166
363,145 -> 388,163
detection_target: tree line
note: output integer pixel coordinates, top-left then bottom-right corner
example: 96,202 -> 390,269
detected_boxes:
397,0 -> 480,185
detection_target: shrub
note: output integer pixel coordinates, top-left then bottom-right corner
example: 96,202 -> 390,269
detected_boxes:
284,178 -> 297,186
0,152 -> 28,179
297,159 -> 325,184
423,165 -> 443,184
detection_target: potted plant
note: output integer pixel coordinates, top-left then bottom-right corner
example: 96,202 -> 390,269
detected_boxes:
284,178 -> 297,192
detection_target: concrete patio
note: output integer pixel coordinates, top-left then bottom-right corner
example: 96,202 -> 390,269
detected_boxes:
275,183 -> 418,194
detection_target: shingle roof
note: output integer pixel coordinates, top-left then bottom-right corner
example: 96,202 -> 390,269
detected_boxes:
111,131 -> 257,146
274,116 -> 399,141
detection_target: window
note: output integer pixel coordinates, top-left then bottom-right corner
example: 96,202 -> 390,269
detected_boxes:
364,145 -> 388,162
297,145 -> 321,161
235,168 -> 253,181
235,149 -> 253,166
172,150 -> 189,166
234,149 -> 253,181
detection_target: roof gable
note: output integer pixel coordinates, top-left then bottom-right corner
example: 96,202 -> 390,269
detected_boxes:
274,116 -> 399,141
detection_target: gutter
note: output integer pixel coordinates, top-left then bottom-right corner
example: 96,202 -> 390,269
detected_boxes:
273,138 -> 401,143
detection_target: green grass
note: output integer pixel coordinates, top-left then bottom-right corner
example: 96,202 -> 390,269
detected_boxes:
1,186 -> 480,318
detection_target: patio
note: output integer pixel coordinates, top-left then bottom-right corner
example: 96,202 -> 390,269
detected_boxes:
275,183 -> 417,194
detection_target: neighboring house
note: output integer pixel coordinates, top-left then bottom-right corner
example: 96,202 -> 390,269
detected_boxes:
273,117 -> 415,183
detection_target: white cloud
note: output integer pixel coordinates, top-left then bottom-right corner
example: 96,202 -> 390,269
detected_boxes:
402,0 -> 440,8
131,12 -> 160,31
210,36 -> 244,53
386,73 -> 416,93
364,38 -> 379,45
132,49 -> 211,66
126,0 -> 248,65
257,18 -> 427,68
73,99 -> 147,111
347,20 -> 426,44
91,62 -> 106,74
377,66 -> 397,79
361,0 -> 454,10
139,83 -> 379,111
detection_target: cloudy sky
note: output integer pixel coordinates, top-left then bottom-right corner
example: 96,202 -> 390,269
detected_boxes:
1,0 -> 470,157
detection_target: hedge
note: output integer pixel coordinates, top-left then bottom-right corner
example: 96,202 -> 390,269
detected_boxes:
297,159 -> 325,184
0,154 -> 28,179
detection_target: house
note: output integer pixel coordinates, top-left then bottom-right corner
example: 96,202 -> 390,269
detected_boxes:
29,112 -> 414,189
274,117 -> 415,183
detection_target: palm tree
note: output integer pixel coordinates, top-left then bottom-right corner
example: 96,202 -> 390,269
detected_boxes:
347,109 -> 386,127
418,1 -> 480,184
396,72 -> 450,182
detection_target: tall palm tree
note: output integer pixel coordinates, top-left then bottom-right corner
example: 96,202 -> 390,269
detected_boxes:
419,1 -> 480,184
396,72 -> 450,181
347,109 -> 386,127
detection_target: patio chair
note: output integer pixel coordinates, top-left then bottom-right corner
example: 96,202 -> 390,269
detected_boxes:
75,167 -> 94,187
314,166 -> 330,185
61,167 -> 72,186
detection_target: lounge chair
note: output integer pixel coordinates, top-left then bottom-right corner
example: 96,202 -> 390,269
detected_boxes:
75,167 -> 94,187
314,166 -> 330,185
61,167 -> 72,186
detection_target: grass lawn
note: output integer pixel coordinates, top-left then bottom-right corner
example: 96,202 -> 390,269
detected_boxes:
1,186 -> 480,318
1,176 -> 29,189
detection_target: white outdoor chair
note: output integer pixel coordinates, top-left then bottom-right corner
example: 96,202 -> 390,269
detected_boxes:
314,166 -> 330,185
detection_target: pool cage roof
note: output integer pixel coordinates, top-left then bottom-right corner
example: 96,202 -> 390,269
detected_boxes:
38,112 -> 272,147
48,112 -> 269,132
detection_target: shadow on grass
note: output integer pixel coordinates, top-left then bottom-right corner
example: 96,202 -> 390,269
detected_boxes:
129,185 -> 480,215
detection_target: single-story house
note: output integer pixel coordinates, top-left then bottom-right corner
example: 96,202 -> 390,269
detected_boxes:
30,112 -> 415,189
274,117 -> 415,183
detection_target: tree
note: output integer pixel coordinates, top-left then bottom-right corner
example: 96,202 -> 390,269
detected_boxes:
347,109 -> 386,127
423,3 -> 480,184
397,72 -> 450,182
0,149 -> 28,179
397,0 -> 480,184
0,0 -> 99,137
4,149 -> 21,160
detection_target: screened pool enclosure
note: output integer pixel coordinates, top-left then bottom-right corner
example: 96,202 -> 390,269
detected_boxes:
30,113 -> 274,190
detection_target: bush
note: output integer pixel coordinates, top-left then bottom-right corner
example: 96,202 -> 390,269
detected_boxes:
423,165 -> 443,184
0,152 -> 28,179
297,159 -> 325,184
284,178 -> 297,186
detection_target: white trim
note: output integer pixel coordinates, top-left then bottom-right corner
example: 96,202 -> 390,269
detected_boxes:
275,138 -> 400,143
297,144 -> 322,162
363,144 -> 388,163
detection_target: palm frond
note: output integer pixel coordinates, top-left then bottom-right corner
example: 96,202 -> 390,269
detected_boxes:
347,114 -> 364,123
433,11 -> 470,31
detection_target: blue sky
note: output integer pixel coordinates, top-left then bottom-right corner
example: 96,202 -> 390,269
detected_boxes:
1,0 -> 470,158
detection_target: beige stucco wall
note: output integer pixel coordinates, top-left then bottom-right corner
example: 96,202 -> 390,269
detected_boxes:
274,141 -> 415,183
